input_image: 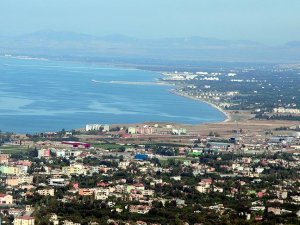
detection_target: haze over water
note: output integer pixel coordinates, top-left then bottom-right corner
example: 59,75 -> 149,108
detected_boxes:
0,57 -> 225,133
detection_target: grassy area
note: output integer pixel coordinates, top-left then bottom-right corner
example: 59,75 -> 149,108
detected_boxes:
0,145 -> 30,154
92,143 -> 122,150
145,143 -> 189,147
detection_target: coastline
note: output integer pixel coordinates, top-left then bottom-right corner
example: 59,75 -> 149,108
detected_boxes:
91,79 -> 171,86
169,89 -> 231,123
1,56 -> 231,133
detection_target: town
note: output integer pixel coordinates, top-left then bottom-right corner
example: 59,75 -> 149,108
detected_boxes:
0,119 -> 300,225
161,64 -> 300,122
1,0 -> 299,224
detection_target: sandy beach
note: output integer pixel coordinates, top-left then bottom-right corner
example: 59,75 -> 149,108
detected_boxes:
169,89 -> 232,123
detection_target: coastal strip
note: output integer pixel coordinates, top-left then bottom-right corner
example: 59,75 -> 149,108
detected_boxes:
169,89 -> 231,123
92,79 -> 171,86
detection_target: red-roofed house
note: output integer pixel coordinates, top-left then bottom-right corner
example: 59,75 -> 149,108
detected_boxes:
97,182 -> 109,187
0,193 -> 13,205
73,183 -> 79,189
257,191 -> 266,198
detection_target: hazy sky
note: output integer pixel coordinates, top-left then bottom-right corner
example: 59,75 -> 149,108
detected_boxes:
1,0 -> 299,44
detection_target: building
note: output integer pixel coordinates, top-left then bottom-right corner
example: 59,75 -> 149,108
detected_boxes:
16,160 -> 32,167
49,178 -> 68,187
136,125 -> 154,135
25,205 -> 33,212
102,124 -> 110,132
55,149 -> 66,157
7,208 -> 23,217
63,220 -> 81,225
37,189 -> 55,196
172,128 -> 187,135
86,124 -> 109,132
61,141 -> 91,148
6,176 -> 33,186
78,188 -> 94,196
129,205 -> 152,214
14,216 -> 35,225
0,166 -> 23,175
0,193 -> 13,205
49,214 -> 59,225
6,177 -> 19,186
62,164 -> 85,176
0,154 -> 10,164
208,142 -> 232,151
86,124 -> 102,131
94,189 -> 109,200
64,150 -> 82,158
128,127 -> 136,134
273,107 -> 300,114
38,149 -> 51,158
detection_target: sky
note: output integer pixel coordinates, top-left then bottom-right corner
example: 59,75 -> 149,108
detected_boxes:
0,0 -> 299,44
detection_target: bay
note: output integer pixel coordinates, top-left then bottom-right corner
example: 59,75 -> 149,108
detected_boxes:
0,57 -> 225,133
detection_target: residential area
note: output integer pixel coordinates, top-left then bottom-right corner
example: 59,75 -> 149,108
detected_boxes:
0,121 -> 300,224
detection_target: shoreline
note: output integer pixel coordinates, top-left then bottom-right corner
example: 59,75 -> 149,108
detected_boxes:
91,79 -> 171,86
169,89 -> 232,123
0,57 -> 230,133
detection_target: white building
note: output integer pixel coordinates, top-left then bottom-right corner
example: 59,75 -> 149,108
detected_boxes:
128,127 -> 136,134
86,124 -> 102,131
56,149 -> 66,157
86,124 -> 110,132
14,216 -> 35,225
103,124 -> 110,132
37,189 -> 55,196
172,128 -> 187,135
49,178 -> 68,187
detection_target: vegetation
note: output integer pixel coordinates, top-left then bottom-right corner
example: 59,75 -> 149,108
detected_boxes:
176,66 -> 300,120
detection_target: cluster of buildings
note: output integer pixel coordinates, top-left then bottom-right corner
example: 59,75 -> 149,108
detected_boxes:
164,66 -> 300,116
0,121 -> 300,224
161,71 -> 233,82
126,124 -> 187,136
273,107 -> 300,114
85,124 -> 110,132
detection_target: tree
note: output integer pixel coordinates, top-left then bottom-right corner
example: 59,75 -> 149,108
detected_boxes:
118,146 -> 126,152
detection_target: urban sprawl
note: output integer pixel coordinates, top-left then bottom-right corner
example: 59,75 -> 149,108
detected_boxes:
0,117 -> 300,225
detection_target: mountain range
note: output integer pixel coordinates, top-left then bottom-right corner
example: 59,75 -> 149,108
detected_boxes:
0,30 -> 299,63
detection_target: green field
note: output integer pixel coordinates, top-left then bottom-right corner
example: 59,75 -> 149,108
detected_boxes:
92,143 -> 123,150
0,145 -> 30,154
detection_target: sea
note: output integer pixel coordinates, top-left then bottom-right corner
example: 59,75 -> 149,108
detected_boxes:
0,56 -> 225,133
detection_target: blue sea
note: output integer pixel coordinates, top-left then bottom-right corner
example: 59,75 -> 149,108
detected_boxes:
0,57 -> 225,133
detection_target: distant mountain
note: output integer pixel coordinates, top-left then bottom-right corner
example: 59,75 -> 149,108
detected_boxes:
0,30 -> 299,63
13,31 -> 264,48
285,41 -> 300,47
16,30 -> 100,41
